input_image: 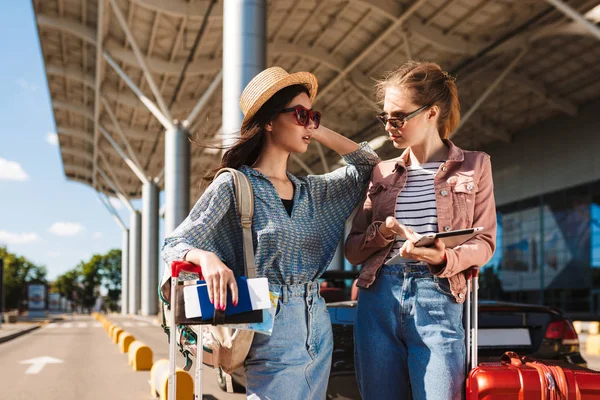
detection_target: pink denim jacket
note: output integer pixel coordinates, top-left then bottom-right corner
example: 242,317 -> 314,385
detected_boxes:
345,140 -> 496,304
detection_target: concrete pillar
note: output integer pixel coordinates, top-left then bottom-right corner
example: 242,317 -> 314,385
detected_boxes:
129,210 -> 141,314
164,126 -> 190,236
121,229 -> 129,315
222,0 -> 267,139
141,182 -> 159,315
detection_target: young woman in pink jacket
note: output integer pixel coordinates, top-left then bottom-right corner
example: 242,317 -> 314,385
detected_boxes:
345,61 -> 497,400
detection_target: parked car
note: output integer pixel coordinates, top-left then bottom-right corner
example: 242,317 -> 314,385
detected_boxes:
218,272 -> 587,399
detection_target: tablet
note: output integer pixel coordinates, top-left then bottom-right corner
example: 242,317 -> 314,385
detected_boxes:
413,227 -> 484,248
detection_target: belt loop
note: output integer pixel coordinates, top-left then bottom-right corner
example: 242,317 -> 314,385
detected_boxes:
313,282 -> 321,299
282,286 -> 289,304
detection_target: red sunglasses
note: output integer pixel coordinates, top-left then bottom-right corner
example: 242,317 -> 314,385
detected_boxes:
280,105 -> 321,128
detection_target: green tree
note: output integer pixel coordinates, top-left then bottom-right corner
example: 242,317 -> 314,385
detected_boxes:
52,269 -> 81,303
78,256 -> 102,311
0,246 -> 47,310
52,249 -> 122,312
97,249 -> 122,311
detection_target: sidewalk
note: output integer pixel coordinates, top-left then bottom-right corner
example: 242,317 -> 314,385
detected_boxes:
0,314 -> 66,344
0,322 -> 41,344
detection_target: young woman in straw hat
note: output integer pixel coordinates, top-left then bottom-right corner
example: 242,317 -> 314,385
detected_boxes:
161,66 -> 380,399
345,61 -> 497,399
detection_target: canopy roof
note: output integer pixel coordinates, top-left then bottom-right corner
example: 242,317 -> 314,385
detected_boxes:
33,0 -> 600,201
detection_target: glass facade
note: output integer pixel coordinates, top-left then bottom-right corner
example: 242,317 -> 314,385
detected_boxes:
482,180 -> 600,315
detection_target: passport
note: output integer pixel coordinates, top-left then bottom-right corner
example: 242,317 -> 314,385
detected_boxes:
183,277 -> 270,320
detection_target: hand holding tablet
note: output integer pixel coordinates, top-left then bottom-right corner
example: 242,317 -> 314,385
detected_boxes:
411,227 -> 484,248
384,226 -> 484,265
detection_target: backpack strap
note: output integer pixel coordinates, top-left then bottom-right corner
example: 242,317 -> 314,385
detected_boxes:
214,168 -> 256,279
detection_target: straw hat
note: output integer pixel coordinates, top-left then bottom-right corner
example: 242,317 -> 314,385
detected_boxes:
240,66 -> 318,125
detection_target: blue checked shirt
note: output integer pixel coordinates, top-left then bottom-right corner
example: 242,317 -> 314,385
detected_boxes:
161,142 -> 380,285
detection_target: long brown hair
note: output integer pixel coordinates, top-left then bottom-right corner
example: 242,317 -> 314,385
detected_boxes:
376,61 -> 460,139
206,84 -> 310,179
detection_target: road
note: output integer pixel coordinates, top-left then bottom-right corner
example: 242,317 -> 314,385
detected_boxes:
0,314 -> 245,400
2,313 -> 598,400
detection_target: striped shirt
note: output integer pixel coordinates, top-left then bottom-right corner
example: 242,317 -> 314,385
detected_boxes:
386,161 -> 443,263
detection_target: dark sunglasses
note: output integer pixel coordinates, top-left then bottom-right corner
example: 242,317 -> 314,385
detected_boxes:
377,104 -> 430,129
280,105 -> 321,128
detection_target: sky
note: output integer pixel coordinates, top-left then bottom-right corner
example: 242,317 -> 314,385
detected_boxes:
0,2 -> 146,280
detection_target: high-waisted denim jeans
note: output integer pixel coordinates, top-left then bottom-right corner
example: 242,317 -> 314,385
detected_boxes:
245,281 -> 333,400
355,264 -> 465,400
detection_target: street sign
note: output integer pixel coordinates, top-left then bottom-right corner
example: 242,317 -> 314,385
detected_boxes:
20,356 -> 63,374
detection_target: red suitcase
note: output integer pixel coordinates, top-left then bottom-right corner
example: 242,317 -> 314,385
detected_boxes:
465,268 -> 600,399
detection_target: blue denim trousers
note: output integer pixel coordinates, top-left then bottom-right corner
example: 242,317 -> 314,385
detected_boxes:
245,281 -> 333,400
355,264 -> 465,400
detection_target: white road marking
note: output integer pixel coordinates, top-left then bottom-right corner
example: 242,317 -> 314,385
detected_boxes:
62,323 -> 73,328
123,322 -> 133,327
77,323 -> 87,328
47,323 -> 57,329
20,357 -> 64,374
94,322 -> 101,327
136,322 -> 148,327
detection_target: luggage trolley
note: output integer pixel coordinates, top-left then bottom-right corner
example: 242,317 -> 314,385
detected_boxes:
168,262 -> 204,400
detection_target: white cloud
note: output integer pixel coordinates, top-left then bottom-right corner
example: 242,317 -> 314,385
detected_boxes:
0,231 -> 40,245
49,222 -> 86,237
0,157 -> 29,181
47,251 -> 60,257
16,78 -> 38,92
109,197 -> 123,210
46,132 -> 58,146
92,232 -> 102,239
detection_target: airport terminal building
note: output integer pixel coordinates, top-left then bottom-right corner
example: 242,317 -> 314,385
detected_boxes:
480,99 -> 600,316
32,0 -> 600,317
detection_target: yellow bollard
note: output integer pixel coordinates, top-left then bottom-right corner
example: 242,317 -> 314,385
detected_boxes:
128,341 -> 153,371
114,328 -> 125,344
112,328 -> 124,344
150,359 -> 193,400
119,333 -> 135,353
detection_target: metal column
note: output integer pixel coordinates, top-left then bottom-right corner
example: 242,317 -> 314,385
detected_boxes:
222,0 -> 267,140
164,125 -> 190,235
141,182 -> 159,315
545,0 -> 600,41
121,229 -> 129,315
129,210 -> 141,314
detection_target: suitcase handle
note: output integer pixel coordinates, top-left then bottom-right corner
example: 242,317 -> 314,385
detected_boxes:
501,351 -> 524,367
465,266 -> 480,374
171,260 -> 203,279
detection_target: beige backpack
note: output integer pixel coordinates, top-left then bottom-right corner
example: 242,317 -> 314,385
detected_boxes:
200,167 -> 257,374
161,167 -> 258,398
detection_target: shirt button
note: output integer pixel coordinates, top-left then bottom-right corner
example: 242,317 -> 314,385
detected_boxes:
467,183 -> 474,191
459,293 -> 465,299
444,225 -> 451,231
441,190 -> 448,196
442,166 -> 447,172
